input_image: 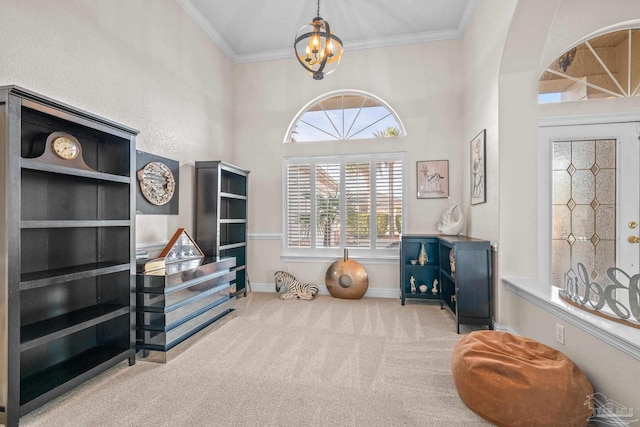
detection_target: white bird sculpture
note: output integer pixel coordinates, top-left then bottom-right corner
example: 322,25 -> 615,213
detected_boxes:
437,197 -> 464,235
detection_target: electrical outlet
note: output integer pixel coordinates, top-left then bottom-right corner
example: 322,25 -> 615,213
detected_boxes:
556,323 -> 565,345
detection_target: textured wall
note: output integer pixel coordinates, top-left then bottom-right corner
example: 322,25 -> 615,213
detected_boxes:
233,41 -> 464,293
0,0 -> 235,245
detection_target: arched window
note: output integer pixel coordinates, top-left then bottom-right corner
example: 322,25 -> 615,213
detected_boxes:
282,90 -> 406,259
539,28 -> 640,103
284,90 -> 406,143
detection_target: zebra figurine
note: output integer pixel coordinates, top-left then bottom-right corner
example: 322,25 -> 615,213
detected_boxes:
274,271 -> 319,300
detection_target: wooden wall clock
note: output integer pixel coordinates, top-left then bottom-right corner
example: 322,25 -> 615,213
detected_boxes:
32,131 -> 94,171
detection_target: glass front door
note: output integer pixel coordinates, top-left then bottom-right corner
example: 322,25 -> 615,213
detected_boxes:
541,121 -> 639,311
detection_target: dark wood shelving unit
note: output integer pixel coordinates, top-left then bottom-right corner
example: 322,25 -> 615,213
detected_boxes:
20,262 -> 131,290
400,235 -> 441,305
195,161 -> 250,298
0,86 -> 138,426
438,235 -> 492,333
400,234 -> 492,333
21,158 -> 131,183
20,305 -> 130,351
20,344 -> 129,413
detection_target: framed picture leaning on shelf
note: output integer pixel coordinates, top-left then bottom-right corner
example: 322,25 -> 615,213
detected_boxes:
417,160 -> 449,199
470,129 -> 486,205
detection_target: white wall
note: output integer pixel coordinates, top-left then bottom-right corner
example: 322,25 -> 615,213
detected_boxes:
499,0 -> 640,410
0,0 -> 235,245
461,0 -> 516,244
461,0 -> 517,320
233,41 -> 464,294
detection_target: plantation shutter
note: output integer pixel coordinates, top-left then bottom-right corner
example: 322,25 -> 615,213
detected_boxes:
316,162 -> 340,248
286,163 -> 311,248
283,153 -> 405,257
375,160 -> 403,248
345,162 -> 372,249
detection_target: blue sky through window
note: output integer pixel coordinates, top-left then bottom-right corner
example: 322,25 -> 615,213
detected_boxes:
289,93 -> 404,143
539,92 -> 562,103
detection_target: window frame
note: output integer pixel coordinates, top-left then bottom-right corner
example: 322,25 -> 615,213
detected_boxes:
539,27 -> 640,104
283,89 -> 406,143
282,152 -> 406,263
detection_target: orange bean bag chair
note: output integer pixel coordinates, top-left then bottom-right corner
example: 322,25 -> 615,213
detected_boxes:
451,331 -> 593,427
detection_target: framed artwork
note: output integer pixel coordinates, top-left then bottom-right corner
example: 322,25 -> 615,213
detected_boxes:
470,129 -> 486,205
136,150 -> 179,214
417,160 -> 449,199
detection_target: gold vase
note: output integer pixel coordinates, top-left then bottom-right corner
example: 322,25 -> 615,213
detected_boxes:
418,242 -> 428,266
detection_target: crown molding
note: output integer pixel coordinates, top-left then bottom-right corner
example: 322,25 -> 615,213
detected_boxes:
177,0 -> 240,62
179,0 -> 478,64
234,28 -> 466,63
458,0 -> 478,35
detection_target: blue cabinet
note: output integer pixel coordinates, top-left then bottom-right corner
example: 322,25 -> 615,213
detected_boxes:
401,235 -> 492,333
400,235 -> 441,305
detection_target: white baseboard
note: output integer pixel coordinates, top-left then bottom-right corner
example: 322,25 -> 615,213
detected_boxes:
249,282 -> 400,299
249,283 -> 501,331
492,323 -> 516,334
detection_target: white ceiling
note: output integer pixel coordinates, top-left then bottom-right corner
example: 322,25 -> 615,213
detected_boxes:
178,0 -> 477,63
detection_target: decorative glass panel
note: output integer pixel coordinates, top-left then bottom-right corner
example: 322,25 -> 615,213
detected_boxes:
552,205 -> 571,240
552,240 -> 571,286
571,205 -> 594,240
552,171 -> 571,204
595,169 -> 616,204
552,141 -> 572,169
551,139 -> 616,287
571,140 -> 595,168
595,205 -> 615,239
596,139 -> 616,168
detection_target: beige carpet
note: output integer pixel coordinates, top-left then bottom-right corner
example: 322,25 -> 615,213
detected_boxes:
21,293 -> 492,426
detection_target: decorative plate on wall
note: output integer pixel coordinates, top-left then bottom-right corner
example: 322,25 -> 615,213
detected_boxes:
136,150 -> 179,214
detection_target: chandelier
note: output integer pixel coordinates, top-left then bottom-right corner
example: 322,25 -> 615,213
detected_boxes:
558,47 -> 577,72
293,0 -> 343,80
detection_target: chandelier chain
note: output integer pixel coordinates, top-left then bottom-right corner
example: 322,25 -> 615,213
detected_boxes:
317,0 -> 320,18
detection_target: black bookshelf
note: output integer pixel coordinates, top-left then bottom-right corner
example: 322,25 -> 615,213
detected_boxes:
0,86 -> 138,426
195,161 -> 250,298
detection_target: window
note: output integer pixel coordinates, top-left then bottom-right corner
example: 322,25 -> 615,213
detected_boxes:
285,90 -> 405,143
539,28 -> 640,103
283,153 -> 404,258
540,121 -> 638,323
551,138 -> 616,289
